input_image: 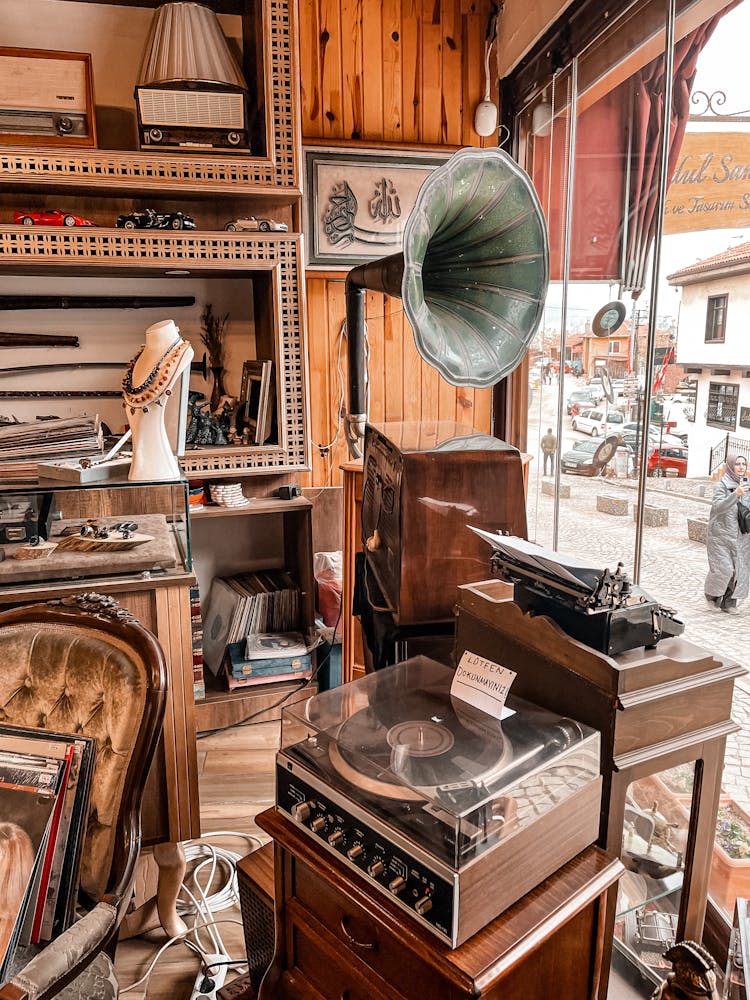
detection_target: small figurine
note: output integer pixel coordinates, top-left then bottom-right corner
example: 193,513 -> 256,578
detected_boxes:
651,941 -> 720,1000
13,210 -> 93,227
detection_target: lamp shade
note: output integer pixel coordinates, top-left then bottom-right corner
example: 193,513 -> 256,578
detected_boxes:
138,2 -> 248,90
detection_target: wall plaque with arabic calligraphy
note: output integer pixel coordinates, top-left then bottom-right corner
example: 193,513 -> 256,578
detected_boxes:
304,146 -> 451,268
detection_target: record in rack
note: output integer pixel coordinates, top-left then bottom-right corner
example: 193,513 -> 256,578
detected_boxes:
329,688 -> 513,801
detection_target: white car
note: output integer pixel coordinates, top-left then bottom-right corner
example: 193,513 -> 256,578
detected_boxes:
224,216 -> 288,233
620,422 -> 684,448
572,408 -> 626,437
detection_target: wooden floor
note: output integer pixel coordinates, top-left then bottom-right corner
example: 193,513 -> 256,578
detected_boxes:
114,720 -> 279,999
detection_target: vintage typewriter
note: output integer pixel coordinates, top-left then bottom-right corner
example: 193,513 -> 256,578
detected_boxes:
472,530 -> 684,656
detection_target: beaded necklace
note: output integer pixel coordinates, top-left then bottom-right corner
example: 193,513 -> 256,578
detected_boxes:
122,338 -> 189,414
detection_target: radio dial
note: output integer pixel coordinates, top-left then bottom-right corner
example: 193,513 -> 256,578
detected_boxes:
328,830 -> 344,847
388,876 -> 405,895
367,859 -> 385,877
415,896 -> 433,916
310,817 -> 326,833
58,117 -> 74,134
149,128 -> 163,143
347,844 -> 364,860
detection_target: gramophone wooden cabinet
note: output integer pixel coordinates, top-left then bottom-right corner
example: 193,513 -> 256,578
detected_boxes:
256,808 -> 623,1000
454,580 -> 746,997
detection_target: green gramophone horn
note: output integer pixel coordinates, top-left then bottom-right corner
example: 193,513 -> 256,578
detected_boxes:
345,146 -> 549,455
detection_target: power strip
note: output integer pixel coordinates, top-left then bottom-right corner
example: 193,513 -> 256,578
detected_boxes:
189,954 -> 227,1000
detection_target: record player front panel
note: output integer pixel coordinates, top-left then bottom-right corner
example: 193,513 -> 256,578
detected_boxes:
276,755 -> 602,947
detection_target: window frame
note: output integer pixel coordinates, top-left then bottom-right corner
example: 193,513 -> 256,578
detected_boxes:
707,381 -> 739,430
705,294 -> 728,344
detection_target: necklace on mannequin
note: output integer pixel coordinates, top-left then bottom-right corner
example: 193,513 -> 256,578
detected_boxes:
122,338 -> 189,414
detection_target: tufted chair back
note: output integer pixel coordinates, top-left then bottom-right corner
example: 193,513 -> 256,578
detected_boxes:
0,594 -> 167,906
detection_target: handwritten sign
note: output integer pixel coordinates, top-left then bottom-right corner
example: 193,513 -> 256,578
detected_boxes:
664,132 -> 750,235
450,650 -> 516,720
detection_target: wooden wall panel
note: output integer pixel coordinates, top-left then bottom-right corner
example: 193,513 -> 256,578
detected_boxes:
299,0 -> 496,488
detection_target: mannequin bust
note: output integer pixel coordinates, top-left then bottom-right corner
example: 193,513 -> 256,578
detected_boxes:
124,319 -> 194,482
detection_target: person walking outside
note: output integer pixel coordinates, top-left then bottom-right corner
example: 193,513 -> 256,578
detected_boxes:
704,454 -> 750,615
541,427 -> 557,477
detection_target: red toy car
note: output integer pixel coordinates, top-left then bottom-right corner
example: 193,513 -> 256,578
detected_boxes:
13,210 -> 93,227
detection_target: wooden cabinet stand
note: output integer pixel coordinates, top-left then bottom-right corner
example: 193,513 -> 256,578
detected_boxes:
256,808 -> 622,1000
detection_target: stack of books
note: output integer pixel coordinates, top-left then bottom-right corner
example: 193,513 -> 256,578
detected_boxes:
223,632 -> 312,690
0,726 -> 95,981
202,570 -> 301,675
0,416 -> 103,482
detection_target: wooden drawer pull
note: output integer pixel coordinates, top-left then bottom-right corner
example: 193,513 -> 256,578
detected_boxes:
340,915 -> 378,951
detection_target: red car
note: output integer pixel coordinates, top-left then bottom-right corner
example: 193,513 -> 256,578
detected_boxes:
13,209 -> 93,227
647,444 -> 688,477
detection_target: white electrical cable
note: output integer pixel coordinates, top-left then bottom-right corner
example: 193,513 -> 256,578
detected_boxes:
119,832 -> 265,996
119,917 -> 245,994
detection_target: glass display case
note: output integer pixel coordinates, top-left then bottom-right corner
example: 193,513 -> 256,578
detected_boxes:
613,764 -> 696,991
0,476 -> 191,591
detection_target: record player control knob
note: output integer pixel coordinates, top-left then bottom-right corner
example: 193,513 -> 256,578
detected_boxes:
368,859 -> 385,877
310,817 -> 326,833
388,876 -> 405,895
347,844 -> 364,860
291,801 -> 313,823
328,830 -> 344,847
415,896 -> 433,916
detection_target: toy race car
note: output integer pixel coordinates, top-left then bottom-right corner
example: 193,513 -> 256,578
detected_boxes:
224,216 -> 288,232
13,210 -> 93,227
116,209 -> 196,231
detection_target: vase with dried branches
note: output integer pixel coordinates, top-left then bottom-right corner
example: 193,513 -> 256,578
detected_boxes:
200,304 -> 230,411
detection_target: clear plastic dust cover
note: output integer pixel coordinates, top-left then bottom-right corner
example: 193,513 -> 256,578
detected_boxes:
279,656 -> 601,870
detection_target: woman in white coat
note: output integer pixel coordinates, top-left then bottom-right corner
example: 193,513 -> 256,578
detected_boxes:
704,454 -> 750,614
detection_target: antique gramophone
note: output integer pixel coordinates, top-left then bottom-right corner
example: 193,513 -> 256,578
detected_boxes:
343,147 -> 549,626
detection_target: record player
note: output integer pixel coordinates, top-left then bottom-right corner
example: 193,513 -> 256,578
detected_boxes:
275,656 -> 602,947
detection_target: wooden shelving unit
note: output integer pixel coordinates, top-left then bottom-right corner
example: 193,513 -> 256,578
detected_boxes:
0,2 -> 314,751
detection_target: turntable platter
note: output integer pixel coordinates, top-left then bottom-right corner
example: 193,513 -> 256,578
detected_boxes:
329,689 -> 513,801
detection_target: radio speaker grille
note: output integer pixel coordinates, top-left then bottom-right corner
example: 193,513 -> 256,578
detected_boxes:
137,88 -> 245,127
236,844 -> 275,992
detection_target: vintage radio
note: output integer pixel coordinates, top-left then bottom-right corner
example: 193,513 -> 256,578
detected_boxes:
361,421 -> 528,625
0,48 -> 97,147
135,2 -> 249,152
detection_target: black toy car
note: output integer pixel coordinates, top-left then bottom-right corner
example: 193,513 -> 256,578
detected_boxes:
116,209 -> 196,231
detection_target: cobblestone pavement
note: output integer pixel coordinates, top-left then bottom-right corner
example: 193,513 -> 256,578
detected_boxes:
524,465 -> 750,810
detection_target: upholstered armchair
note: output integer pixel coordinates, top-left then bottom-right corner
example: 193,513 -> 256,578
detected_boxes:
0,593 -> 167,1000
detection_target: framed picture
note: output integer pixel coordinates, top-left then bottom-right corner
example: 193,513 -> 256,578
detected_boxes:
240,360 -> 275,445
304,146 -> 451,268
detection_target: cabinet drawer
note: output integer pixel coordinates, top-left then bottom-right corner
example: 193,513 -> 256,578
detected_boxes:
289,904 -> 403,1000
292,859 -> 446,996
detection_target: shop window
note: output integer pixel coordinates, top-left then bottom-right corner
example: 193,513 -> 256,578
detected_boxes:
705,295 -> 727,343
707,382 -> 739,429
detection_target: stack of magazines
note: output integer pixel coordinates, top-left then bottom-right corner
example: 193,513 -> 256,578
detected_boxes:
223,631 -> 313,690
0,416 -> 103,482
0,726 -> 96,981
202,570 -> 301,675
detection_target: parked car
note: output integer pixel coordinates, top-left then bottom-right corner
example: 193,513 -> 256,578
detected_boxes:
585,379 -> 606,402
620,423 -> 684,449
561,436 -> 628,476
560,440 -> 606,476
13,209 -> 93,227
646,445 -> 688,477
116,209 -> 196,230
224,216 -> 288,233
566,389 -> 596,414
572,408 -> 626,437
570,399 -> 592,417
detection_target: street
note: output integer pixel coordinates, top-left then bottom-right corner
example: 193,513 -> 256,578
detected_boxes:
526,373 -> 750,812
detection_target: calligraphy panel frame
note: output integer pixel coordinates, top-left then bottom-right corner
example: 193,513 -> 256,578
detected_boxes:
303,146 -> 452,269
